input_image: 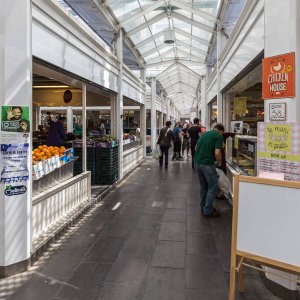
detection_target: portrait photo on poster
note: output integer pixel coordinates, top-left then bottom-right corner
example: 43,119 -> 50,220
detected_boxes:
1,106 -> 30,133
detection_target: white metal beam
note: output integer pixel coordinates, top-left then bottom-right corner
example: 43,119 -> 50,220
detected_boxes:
147,58 -> 205,67
172,12 -> 214,33
176,49 -> 205,62
163,80 -> 198,91
175,40 -> 207,56
142,43 -> 167,58
127,12 -> 166,36
135,30 -> 165,49
175,28 -> 211,46
118,0 -> 165,28
171,0 -> 216,22
145,47 -> 175,62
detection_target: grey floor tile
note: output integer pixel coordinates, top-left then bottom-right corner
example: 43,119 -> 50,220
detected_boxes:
85,238 -> 124,262
106,252 -> 151,284
158,222 -> 186,241
8,273 -> 62,300
55,262 -> 111,300
166,199 -> 187,209
101,219 -> 135,239
162,208 -> 187,223
186,255 -> 228,291
187,215 -> 213,233
151,240 -> 186,268
135,214 -> 162,230
187,204 -> 202,216
113,206 -> 144,221
186,289 -> 228,300
123,229 -> 158,253
142,267 -> 186,300
187,231 -> 218,256
142,200 -> 165,215
98,283 -> 142,300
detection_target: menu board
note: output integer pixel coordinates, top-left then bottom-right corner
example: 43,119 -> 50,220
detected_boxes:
257,122 -> 300,181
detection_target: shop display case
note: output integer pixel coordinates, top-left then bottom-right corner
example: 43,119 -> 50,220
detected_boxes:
226,135 -> 257,176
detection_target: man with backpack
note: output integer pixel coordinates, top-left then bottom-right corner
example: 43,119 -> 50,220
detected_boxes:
157,121 -> 174,168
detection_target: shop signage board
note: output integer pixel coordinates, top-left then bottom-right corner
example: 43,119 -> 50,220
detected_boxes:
257,122 -> 300,181
262,52 -> 295,99
269,103 -> 287,121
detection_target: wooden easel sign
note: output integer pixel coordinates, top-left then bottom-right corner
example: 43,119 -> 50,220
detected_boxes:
229,175 -> 300,300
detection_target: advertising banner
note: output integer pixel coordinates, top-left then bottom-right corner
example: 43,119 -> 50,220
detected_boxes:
262,52 -> 295,99
1,106 -> 30,133
257,122 -> 300,181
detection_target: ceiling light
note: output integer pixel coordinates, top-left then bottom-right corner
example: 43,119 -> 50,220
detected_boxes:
164,29 -> 175,44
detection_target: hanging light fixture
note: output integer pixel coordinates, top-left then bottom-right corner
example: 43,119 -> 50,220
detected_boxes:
164,29 -> 175,44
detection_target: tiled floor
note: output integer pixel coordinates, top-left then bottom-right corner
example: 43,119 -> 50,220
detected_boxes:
1,158 -> 282,300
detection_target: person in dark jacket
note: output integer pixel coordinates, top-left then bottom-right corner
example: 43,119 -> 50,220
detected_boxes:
188,117 -> 202,168
47,116 -> 66,146
157,121 -> 174,168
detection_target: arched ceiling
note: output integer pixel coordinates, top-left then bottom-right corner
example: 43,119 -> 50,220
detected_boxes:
60,0 -> 223,115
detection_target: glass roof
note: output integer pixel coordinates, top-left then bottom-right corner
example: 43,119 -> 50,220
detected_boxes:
107,0 -> 222,113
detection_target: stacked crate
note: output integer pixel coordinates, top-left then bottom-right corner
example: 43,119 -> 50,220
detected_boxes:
73,140 -> 119,185
95,145 -> 119,185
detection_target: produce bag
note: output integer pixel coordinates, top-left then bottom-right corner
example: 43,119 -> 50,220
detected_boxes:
152,145 -> 161,160
216,168 -> 230,196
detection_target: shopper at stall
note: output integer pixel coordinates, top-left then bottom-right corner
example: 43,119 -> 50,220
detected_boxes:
188,118 -> 202,168
194,123 -> 224,218
134,122 -> 141,141
47,116 -> 66,146
99,119 -> 106,135
157,121 -> 174,168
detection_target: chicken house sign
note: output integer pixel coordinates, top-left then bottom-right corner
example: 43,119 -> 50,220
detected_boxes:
262,52 -> 295,99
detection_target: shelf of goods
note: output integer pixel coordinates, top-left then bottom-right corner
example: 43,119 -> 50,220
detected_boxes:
73,139 -> 119,185
32,145 -> 75,196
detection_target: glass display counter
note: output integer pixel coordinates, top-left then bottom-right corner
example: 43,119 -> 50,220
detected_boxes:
226,135 -> 257,176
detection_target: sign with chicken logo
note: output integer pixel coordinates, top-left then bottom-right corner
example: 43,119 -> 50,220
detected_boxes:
262,52 -> 295,99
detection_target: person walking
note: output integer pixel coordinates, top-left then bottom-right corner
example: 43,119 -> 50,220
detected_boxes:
194,123 -> 225,218
157,121 -> 174,168
188,118 -> 202,168
182,123 -> 190,158
172,122 -> 183,161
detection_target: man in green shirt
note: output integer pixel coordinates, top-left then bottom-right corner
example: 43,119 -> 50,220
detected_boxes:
194,123 -> 224,217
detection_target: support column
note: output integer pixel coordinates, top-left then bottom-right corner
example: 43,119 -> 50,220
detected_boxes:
264,0 -> 300,122
82,84 -> 87,173
66,106 -> 73,133
166,98 -> 171,121
158,111 -> 163,130
151,78 -> 157,151
200,76 -> 207,127
0,0 -> 32,277
140,68 -> 147,158
116,29 -> 124,179
216,28 -> 223,123
110,95 -> 116,137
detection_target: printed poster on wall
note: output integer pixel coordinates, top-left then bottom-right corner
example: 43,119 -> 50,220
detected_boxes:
262,52 -> 295,99
1,106 -> 30,133
0,143 -> 30,184
257,122 -> 300,181
233,97 -> 247,115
